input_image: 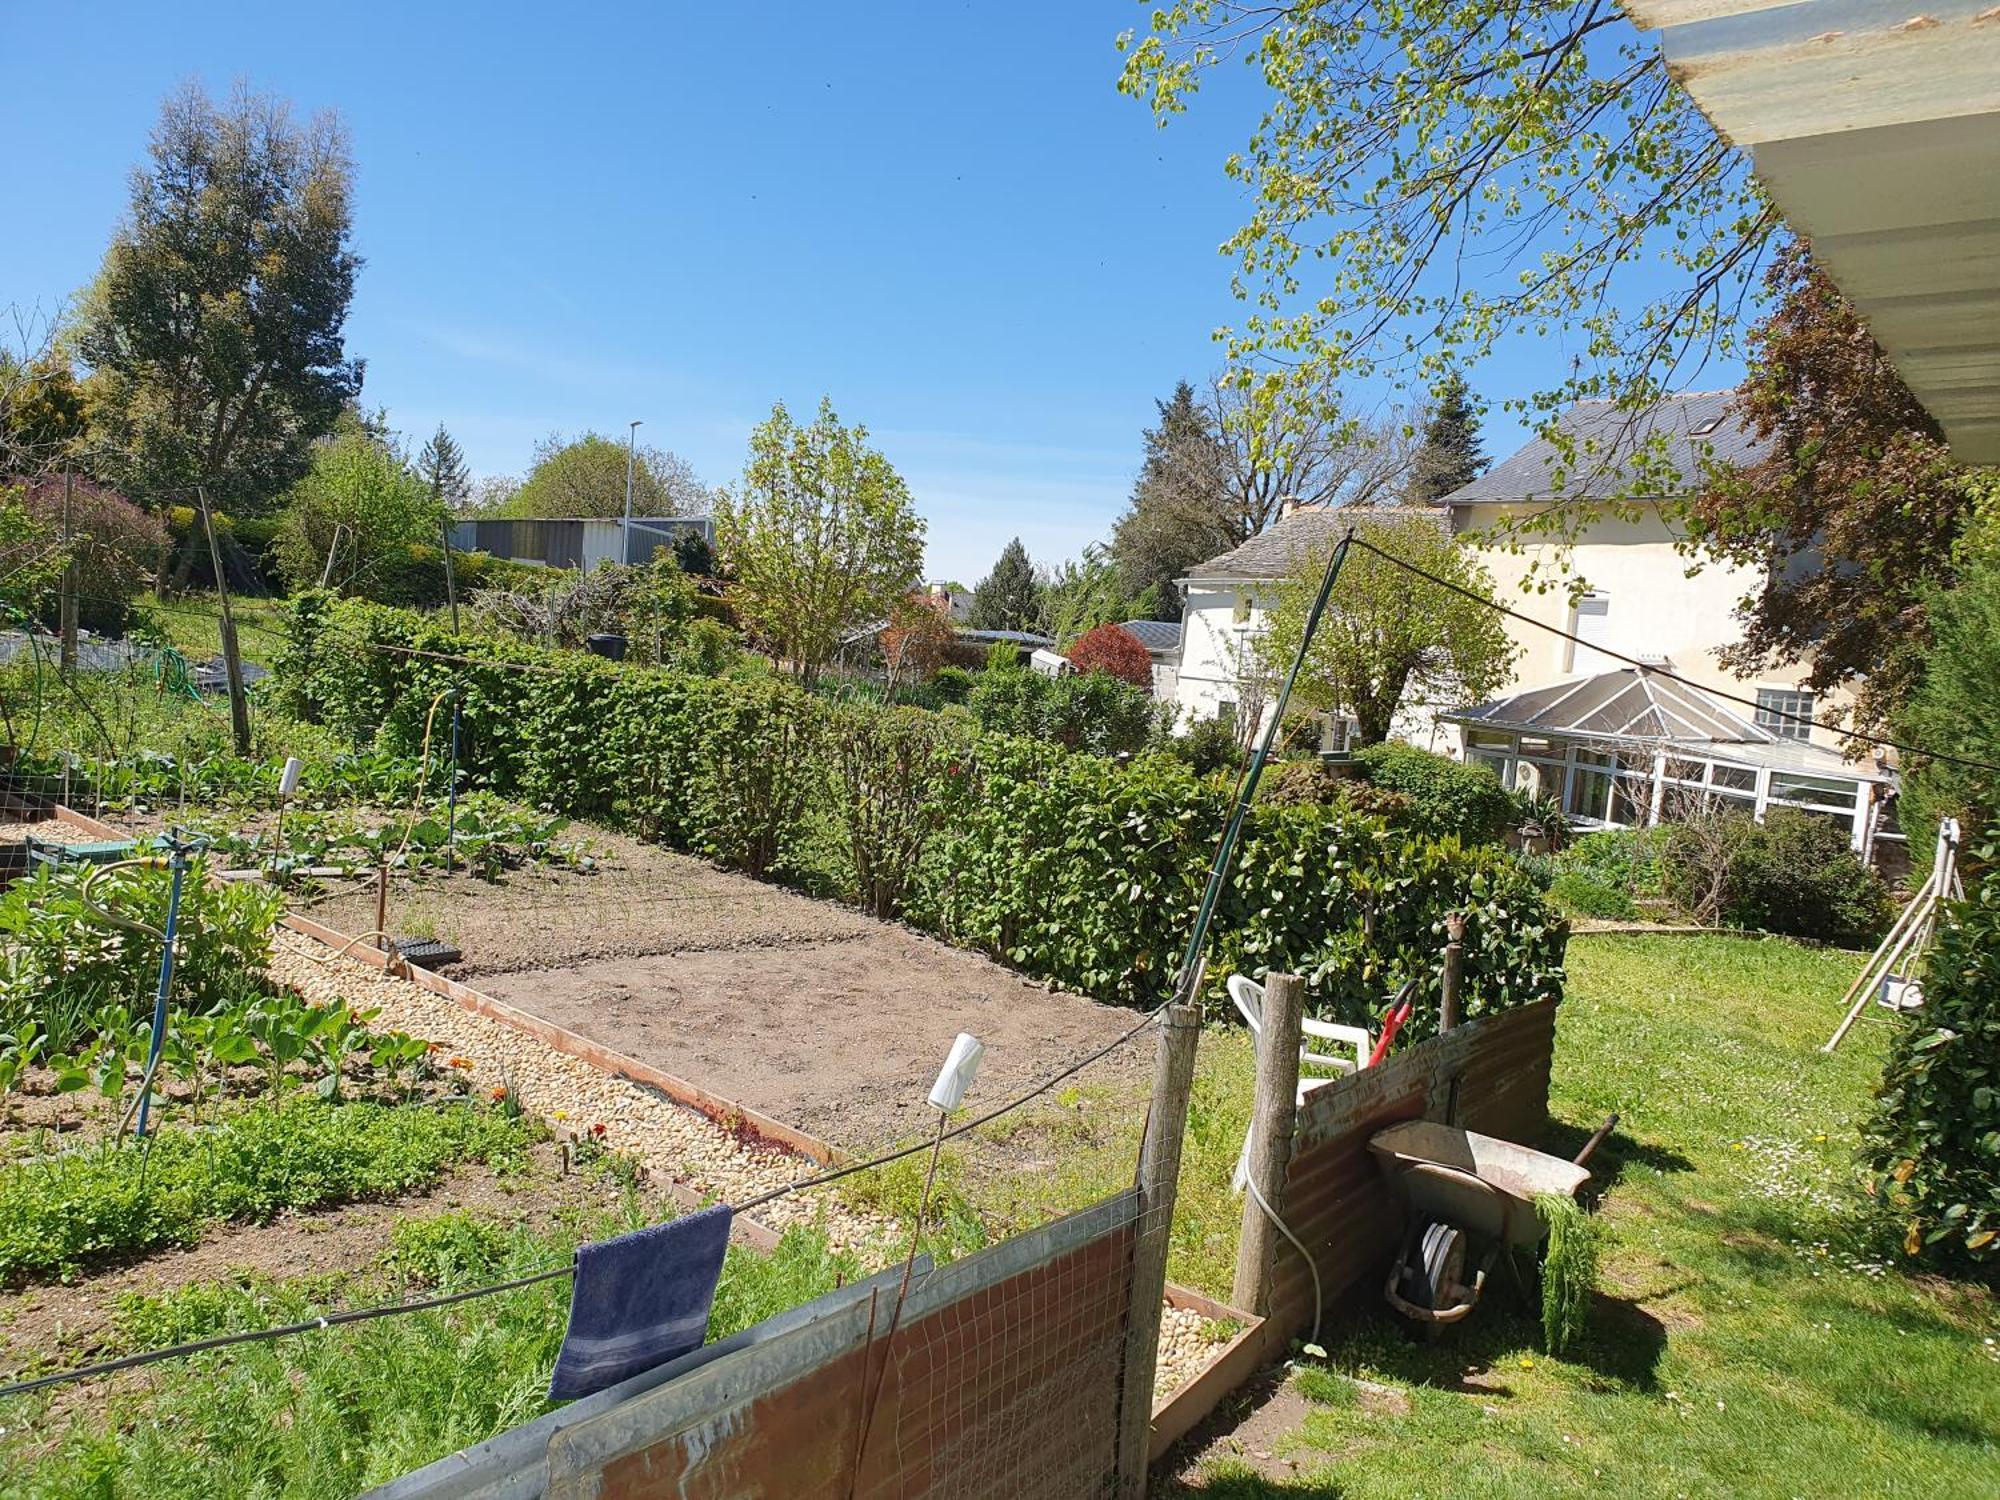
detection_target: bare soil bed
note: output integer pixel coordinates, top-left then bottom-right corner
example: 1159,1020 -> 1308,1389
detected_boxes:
290,823 -> 1148,1154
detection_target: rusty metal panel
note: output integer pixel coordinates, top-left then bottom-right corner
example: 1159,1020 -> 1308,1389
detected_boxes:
1269,1001 -> 1558,1339
545,1193 -> 1141,1500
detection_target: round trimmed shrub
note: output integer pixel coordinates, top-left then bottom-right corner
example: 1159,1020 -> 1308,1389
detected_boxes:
1350,741 -> 1516,844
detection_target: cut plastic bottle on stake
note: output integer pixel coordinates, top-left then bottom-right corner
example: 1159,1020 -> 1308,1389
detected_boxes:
928,1033 -> 984,1114
278,757 -> 304,797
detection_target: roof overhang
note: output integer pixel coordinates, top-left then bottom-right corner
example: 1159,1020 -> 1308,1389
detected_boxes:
1621,0 -> 2000,463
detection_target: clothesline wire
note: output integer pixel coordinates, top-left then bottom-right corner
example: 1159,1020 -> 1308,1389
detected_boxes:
1344,532 -> 2000,779
0,535 -> 1362,1400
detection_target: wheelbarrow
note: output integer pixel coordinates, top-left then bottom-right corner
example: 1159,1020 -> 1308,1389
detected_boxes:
1368,1113 -> 1617,1334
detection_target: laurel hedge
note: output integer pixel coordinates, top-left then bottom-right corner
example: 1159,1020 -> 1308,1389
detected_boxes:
276,594 -> 1566,1025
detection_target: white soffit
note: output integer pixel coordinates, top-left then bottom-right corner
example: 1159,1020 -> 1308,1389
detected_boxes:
1621,0 -> 2000,462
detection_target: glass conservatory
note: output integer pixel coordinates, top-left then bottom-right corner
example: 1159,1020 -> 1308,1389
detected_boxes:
1444,669 -> 1897,862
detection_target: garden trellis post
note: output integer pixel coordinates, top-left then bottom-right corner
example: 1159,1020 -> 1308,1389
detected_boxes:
134,840 -> 190,1138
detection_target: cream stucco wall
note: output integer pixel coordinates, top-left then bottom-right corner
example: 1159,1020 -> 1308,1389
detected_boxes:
1451,501 -> 1850,752
1171,503 -> 1855,754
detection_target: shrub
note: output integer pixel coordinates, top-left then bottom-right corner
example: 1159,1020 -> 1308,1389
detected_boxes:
823,704 -> 975,917
11,476 -> 167,635
1664,808 -> 1892,945
276,598 -> 1567,1018
932,665 -> 975,705
1861,852 -> 2000,1271
1066,623 -> 1153,690
1169,716 -> 1243,777
1351,741 -> 1517,844
967,667 -> 1159,756
1548,870 -> 1638,920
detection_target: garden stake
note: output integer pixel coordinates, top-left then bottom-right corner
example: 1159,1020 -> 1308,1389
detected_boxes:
134,838 -> 190,1139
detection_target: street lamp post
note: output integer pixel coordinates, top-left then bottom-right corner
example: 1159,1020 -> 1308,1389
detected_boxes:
623,419 -> 642,565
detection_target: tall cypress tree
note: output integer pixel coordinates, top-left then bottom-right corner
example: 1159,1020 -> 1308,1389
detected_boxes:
1111,380 -> 1229,620
968,537 -> 1043,631
1408,372 -> 1487,504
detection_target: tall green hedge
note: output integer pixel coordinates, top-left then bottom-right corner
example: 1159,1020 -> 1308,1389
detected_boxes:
276,595 -> 1566,1027
1862,852 -> 2000,1273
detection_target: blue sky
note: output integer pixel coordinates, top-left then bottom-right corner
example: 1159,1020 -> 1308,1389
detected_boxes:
0,2 -> 1739,585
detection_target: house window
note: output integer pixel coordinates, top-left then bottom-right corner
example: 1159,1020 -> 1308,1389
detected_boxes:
1564,593 -> 1611,672
1231,594 -> 1253,627
1755,688 -> 1815,741
1215,699 -> 1237,733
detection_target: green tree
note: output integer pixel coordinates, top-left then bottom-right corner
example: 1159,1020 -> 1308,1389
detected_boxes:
1897,548 -> 2000,847
76,82 -> 361,514
1254,518 -> 1516,745
272,418 -> 445,596
1036,544 -> 1135,648
1689,242 -> 1981,740
1111,381 -> 1229,620
415,424 -> 471,510
715,398 -> 925,683
1119,4 -> 1776,517
967,537 -> 1043,631
1409,373 -> 1487,504
485,431 -> 710,523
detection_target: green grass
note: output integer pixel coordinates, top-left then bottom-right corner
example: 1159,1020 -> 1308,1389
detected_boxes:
1168,935 -> 2000,1498
137,591 -> 291,672
1,1200 -> 864,1499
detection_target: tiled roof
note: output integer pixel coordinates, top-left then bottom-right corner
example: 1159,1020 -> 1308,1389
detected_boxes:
1185,506 -> 1452,582
1441,390 -> 1760,504
1118,619 -> 1182,654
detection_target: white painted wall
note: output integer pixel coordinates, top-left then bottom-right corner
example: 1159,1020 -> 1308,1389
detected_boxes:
1171,582 -> 1274,733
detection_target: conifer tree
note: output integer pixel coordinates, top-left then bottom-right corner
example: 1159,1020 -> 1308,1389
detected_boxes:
1408,373 -> 1487,504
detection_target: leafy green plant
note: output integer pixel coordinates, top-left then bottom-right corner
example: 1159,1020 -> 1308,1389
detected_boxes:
1537,1192 -> 1600,1355
1862,850 -> 2000,1271
0,859 -> 281,1041
0,1100 -> 532,1284
822,704 -> 975,917
1664,808 -> 1892,946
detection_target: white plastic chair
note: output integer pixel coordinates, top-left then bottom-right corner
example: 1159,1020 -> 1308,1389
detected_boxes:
1229,973 -> 1373,1193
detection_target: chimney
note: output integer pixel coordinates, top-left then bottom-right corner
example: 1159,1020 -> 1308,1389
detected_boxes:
1278,495 -> 1300,521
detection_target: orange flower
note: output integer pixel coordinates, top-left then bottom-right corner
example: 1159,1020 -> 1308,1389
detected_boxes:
490,1086 -> 508,1102
448,1056 -> 472,1070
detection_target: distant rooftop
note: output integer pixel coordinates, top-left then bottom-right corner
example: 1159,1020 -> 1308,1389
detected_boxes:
1441,391 -> 1758,505
1118,619 -> 1181,655
1185,506 -> 1451,583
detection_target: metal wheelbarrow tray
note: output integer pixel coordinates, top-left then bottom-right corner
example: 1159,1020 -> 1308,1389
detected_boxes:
1368,1119 -> 1600,1331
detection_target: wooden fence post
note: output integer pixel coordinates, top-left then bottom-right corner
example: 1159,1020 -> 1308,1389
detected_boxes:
1440,912 -> 1466,1034
1232,973 -> 1303,1318
1116,1002 -> 1200,1499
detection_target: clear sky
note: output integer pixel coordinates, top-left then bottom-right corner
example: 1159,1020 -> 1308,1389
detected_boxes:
0,1 -> 1738,586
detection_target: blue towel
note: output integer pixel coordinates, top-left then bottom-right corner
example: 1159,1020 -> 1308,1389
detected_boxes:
549,1204 -> 733,1401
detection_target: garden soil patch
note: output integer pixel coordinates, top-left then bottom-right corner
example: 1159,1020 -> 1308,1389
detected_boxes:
285,822 -> 1149,1153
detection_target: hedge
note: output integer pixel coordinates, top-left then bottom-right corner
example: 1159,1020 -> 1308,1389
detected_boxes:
1862,852 -> 2000,1272
276,595 -> 1567,1028
1350,741 -> 1520,845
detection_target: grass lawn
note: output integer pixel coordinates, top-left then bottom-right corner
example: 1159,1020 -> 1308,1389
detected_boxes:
1166,934 -> 2000,1498
140,590 -> 291,670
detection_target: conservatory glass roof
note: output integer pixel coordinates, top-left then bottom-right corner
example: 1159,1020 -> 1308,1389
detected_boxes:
1446,669 -> 1892,782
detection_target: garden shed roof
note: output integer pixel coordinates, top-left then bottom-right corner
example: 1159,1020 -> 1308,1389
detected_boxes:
1118,619 -> 1182,655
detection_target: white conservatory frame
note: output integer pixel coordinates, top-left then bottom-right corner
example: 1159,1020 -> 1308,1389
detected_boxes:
1445,669 -> 1896,861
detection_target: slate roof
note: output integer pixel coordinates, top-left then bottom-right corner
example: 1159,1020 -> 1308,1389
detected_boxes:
1441,390 -> 1760,504
1118,619 -> 1182,655
1184,506 -> 1452,582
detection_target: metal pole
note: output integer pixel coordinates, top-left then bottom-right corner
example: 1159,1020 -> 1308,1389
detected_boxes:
136,841 -> 190,1138
622,419 -> 642,566
439,516 -> 463,868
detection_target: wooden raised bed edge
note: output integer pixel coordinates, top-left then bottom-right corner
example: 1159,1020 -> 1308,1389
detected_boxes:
1149,1283 -> 1267,1464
